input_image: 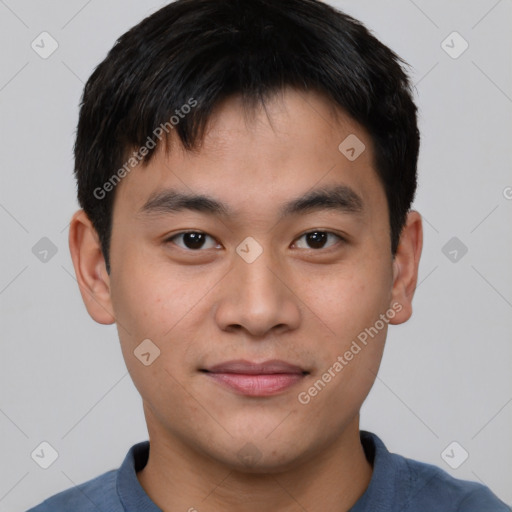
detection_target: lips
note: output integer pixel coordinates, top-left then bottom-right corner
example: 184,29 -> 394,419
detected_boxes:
202,359 -> 309,397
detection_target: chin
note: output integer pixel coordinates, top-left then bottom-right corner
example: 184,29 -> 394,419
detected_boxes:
224,448 -> 307,475
200,431 -> 314,475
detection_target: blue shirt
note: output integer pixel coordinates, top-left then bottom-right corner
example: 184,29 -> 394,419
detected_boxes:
27,431 -> 510,511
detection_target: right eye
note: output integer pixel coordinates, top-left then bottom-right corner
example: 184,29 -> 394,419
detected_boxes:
165,231 -> 221,251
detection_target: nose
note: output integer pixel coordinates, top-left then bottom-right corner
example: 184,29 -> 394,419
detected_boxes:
213,247 -> 301,338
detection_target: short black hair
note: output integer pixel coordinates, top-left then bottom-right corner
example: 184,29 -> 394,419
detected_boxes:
74,0 -> 419,274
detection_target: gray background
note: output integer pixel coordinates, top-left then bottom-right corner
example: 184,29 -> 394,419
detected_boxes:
0,0 -> 511,510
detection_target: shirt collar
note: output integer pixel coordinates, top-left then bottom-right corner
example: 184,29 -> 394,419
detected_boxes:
350,430 -> 408,511
117,440 -> 162,511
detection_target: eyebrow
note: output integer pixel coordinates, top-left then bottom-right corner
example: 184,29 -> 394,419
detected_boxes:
281,184 -> 364,218
138,184 -> 365,220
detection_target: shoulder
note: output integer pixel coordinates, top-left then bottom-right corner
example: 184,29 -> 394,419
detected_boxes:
26,469 -> 121,512
358,431 -> 510,512
398,453 -> 510,511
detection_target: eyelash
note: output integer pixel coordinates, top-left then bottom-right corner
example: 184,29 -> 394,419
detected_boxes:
164,230 -> 346,252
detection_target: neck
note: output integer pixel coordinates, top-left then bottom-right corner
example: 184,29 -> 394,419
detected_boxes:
137,412 -> 372,512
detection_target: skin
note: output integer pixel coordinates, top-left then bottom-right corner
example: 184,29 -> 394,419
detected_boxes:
69,87 -> 422,512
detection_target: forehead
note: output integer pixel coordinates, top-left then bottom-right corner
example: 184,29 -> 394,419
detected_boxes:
112,88 -> 385,223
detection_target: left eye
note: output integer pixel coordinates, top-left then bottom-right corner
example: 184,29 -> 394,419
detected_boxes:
167,232 -> 219,250
293,231 -> 343,250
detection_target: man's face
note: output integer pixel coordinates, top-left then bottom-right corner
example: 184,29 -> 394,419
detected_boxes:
94,88 -> 409,470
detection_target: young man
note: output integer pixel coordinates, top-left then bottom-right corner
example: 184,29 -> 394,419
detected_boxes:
28,0 -> 509,510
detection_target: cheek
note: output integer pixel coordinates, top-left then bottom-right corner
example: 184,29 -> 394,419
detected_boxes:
109,264 -> 196,417
108,252 -> 213,377
296,280 -> 391,433
302,259 -> 392,343
110,242 -> 190,335
295,258 -> 393,413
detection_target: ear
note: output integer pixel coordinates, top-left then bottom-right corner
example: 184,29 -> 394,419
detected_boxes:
68,209 -> 115,324
388,210 -> 423,325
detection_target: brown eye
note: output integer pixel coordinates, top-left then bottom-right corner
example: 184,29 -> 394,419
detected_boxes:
306,231 -> 327,249
167,232 -> 219,250
294,231 -> 343,250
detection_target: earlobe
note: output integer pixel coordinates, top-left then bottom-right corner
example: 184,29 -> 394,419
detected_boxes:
68,209 -> 116,325
388,210 -> 423,325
